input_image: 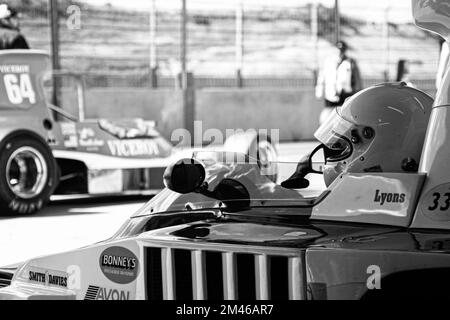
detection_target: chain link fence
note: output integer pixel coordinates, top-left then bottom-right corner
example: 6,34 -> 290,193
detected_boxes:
4,0 -> 442,94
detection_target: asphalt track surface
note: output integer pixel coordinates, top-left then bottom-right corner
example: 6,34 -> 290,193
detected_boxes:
0,141 -> 322,267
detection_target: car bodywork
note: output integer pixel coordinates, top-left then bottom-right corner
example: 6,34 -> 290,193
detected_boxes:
0,50 -> 274,211
0,50 -> 174,196
2,200 -> 450,300
0,158 -> 447,300
2,0 -> 450,300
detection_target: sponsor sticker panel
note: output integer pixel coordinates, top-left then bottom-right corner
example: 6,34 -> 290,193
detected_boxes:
84,285 -> 130,300
27,266 -> 69,288
421,182 -> 450,221
99,246 -> 139,284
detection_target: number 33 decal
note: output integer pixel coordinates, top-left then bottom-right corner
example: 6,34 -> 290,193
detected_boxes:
3,73 -> 36,104
428,192 -> 450,211
422,183 -> 450,220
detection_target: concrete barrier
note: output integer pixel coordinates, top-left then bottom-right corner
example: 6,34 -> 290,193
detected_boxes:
60,88 -> 323,143
196,89 -> 322,142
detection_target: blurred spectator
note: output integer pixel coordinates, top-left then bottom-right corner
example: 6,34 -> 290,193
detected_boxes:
436,37 -> 449,90
315,40 -> 362,124
0,4 -> 29,50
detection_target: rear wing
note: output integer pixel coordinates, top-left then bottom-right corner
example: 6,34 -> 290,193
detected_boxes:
0,50 -> 50,109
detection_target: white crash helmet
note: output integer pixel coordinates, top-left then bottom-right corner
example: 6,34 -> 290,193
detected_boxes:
314,82 -> 433,187
0,4 -> 15,20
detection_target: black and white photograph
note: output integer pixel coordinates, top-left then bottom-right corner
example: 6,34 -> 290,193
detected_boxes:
0,0 -> 448,306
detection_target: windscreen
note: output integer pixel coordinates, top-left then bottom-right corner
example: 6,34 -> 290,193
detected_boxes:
132,151 -> 327,217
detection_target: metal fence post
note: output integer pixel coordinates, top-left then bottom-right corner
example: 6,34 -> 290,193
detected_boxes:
235,0 -> 244,88
180,0 -> 187,89
184,72 -> 195,147
76,74 -> 86,121
311,3 -> 319,84
383,6 -> 391,81
180,0 -> 195,147
49,0 -> 61,108
149,0 -> 158,88
334,0 -> 340,43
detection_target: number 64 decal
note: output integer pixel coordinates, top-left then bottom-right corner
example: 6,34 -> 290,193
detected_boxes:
3,73 -> 36,104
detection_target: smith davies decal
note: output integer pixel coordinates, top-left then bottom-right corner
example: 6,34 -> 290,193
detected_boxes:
99,246 -> 139,284
373,189 -> 406,205
28,268 -> 68,288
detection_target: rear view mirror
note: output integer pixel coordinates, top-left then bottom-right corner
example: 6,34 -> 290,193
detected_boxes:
310,146 -> 325,173
163,158 -> 206,194
281,144 -> 324,189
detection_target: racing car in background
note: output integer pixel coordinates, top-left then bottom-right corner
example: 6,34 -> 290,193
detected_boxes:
0,50 -> 277,215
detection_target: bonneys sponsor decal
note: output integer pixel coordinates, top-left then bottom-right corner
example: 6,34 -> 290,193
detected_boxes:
28,267 -> 68,288
99,246 -> 139,284
84,285 -> 130,300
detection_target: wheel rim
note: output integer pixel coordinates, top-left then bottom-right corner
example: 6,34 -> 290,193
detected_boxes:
257,140 -> 277,170
6,146 -> 48,199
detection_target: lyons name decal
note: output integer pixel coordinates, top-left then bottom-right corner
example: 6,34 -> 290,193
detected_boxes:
373,189 -> 406,205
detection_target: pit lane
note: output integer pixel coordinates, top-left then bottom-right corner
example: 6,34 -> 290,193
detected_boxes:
0,141 -> 320,267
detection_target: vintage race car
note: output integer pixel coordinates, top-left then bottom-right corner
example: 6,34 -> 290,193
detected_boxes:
2,0 -> 450,300
0,50 -> 277,215
1,149 -> 450,300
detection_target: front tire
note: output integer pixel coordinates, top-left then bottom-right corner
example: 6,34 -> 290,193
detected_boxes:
247,134 -> 278,183
0,136 -> 58,215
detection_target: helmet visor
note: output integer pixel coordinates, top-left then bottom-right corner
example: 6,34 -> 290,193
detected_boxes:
314,109 -> 353,162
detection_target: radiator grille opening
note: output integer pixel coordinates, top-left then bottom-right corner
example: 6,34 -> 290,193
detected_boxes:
146,247 -> 163,300
270,256 -> 289,300
0,270 -> 13,289
174,249 -> 193,300
144,245 -> 302,300
205,251 -> 223,300
236,253 -> 256,300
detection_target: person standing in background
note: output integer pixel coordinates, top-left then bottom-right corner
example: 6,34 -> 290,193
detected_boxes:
436,37 -> 449,91
0,4 -> 29,50
315,40 -> 362,124
396,59 -> 415,88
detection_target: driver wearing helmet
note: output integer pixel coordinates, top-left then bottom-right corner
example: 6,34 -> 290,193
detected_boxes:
282,82 -> 434,189
0,4 -> 29,50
